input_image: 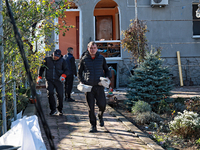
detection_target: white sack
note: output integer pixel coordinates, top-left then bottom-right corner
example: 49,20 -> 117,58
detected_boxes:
100,77 -> 110,88
11,111 -> 23,122
0,115 -> 46,150
77,83 -> 92,92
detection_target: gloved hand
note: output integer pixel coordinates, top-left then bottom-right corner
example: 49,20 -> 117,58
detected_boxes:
98,82 -> 103,86
99,77 -> 111,88
37,76 -> 42,84
60,74 -> 66,82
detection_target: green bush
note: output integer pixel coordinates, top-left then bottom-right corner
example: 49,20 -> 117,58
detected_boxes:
169,110 -> 200,139
156,99 -> 171,114
123,99 -> 133,112
173,102 -> 186,113
0,94 -> 29,129
132,100 -> 151,114
126,51 -> 173,107
135,112 -> 162,125
196,138 -> 200,146
18,87 -> 31,98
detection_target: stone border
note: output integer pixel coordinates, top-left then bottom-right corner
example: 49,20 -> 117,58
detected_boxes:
106,105 -> 164,150
23,103 -> 36,117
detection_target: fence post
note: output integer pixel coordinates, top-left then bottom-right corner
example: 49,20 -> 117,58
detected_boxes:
0,0 -> 7,133
12,61 -> 17,121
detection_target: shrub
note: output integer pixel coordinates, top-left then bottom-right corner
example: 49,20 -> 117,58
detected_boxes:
135,112 -> 162,125
169,110 -> 200,139
184,96 -> 200,113
173,102 -> 186,113
123,99 -> 133,112
196,138 -> 200,146
126,51 -> 174,107
132,100 -> 151,114
121,19 -> 148,62
156,99 -> 171,114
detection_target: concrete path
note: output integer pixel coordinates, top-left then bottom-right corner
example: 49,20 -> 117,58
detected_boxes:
37,88 -> 163,150
22,86 -> 200,150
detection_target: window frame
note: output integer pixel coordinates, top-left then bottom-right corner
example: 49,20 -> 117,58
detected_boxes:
192,3 -> 200,38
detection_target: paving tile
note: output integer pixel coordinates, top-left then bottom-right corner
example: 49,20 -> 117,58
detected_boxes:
37,89 -> 163,150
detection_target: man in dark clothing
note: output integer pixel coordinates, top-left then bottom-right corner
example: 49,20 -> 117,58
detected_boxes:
63,47 -> 77,102
37,49 -> 68,116
78,41 -> 111,132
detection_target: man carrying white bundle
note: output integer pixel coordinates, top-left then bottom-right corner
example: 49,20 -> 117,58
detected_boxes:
78,41 -> 111,132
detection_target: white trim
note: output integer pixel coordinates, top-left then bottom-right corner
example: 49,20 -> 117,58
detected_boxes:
79,9 -> 82,58
106,57 -> 123,61
54,18 -> 59,50
93,16 -> 96,41
192,35 -> 200,39
118,6 -> 122,58
64,9 -> 80,11
95,40 -> 121,43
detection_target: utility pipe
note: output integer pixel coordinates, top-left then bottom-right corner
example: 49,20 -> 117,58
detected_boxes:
177,51 -> 183,86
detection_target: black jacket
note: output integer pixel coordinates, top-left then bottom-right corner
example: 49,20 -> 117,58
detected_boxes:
63,53 -> 77,76
38,55 -> 68,81
78,51 -> 111,86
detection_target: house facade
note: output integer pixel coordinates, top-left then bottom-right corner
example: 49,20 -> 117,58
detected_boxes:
51,0 -> 200,88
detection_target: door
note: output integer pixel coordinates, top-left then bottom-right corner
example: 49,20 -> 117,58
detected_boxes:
96,16 -> 113,40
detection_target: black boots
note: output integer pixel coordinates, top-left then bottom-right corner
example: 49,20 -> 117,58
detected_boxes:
98,114 -> 104,127
89,126 -> 97,132
99,118 -> 104,127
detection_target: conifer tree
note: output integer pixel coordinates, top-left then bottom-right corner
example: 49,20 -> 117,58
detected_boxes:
126,51 -> 173,106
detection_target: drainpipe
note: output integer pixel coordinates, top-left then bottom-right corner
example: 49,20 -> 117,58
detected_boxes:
0,0 -> 7,133
135,0 -> 137,22
135,0 -> 140,64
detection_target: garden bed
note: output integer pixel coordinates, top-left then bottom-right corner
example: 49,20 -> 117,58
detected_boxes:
109,97 -> 200,150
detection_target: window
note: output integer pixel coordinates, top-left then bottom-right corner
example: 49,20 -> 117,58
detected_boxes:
94,0 -> 121,58
193,4 -> 200,35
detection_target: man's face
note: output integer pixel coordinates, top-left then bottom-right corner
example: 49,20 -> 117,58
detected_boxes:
53,53 -> 60,60
88,44 -> 97,56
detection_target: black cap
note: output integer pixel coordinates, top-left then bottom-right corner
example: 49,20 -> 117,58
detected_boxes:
54,49 -> 61,57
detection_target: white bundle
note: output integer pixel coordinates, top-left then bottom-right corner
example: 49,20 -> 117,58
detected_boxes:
99,77 -> 110,88
77,83 -> 93,92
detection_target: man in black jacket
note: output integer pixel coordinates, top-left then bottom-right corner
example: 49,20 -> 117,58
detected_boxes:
37,49 -> 68,116
78,41 -> 111,132
63,47 -> 77,102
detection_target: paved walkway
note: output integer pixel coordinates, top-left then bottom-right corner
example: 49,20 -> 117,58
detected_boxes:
36,88 -> 163,150
22,86 -> 200,150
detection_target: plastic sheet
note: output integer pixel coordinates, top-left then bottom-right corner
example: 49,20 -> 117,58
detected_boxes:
0,115 -> 46,150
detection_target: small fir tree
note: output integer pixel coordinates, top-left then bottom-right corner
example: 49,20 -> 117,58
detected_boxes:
126,51 -> 173,106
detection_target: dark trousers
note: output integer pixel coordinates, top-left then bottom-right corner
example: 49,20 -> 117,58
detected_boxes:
85,86 -> 106,126
46,80 -> 63,112
64,74 -> 74,99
